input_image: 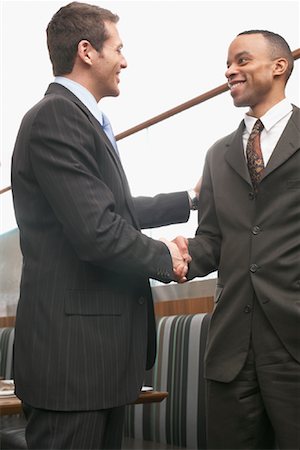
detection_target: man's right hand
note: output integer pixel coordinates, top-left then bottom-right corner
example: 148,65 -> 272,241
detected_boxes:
160,237 -> 191,283
172,236 -> 190,264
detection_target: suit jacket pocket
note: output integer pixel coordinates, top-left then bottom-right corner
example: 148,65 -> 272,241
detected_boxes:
287,180 -> 300,189
65,290 -> 123,316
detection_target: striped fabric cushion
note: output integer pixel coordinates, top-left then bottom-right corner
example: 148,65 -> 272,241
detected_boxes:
0,327 -> 15,379
124,313 -> 210,449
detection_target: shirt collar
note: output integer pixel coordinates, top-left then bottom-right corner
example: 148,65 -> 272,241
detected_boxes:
244,98 -> 293,133
54,76 -> 103,125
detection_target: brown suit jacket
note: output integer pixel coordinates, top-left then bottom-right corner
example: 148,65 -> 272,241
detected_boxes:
11,83 -> 190,410
188,106 -> 300,382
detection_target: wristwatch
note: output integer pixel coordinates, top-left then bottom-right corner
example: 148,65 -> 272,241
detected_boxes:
188,189 -> 200,210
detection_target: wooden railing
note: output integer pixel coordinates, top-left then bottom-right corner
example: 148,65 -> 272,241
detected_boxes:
1,47 -> 300,197
116,47 -> 300,141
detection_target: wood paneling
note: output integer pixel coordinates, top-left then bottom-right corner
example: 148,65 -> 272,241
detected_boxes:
0,316 -> 15,327
0,295 -> 214,329
154,296 -> 213,317
0,296 -> 214,327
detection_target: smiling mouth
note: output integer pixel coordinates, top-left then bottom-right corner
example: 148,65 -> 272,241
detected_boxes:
228,81 -> 245,91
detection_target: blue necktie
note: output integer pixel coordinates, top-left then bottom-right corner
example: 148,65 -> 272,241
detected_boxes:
101,112 -> 120,157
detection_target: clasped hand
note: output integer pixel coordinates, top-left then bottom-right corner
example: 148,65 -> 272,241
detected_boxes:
160,236 -> 190,283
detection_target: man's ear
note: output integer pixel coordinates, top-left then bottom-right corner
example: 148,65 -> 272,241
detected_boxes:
273,57 -> 289,78
77,40 -> 94,66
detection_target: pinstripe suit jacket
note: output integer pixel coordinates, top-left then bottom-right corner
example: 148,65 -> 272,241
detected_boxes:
11,83 -> 190,410
187,106 -> 300,382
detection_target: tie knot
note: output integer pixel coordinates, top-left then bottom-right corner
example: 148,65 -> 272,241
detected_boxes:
253,119 -> 264,134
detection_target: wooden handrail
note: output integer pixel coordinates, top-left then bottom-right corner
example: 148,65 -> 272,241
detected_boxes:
1,47 -> 300,197
116,47 -> 300,141
0,186 -> 11,195
115,83 -> 229,141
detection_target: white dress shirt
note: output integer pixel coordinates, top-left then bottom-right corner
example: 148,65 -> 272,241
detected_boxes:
54,76 -> 119,153
54,76 -> 104,125
243,98 -> 293,166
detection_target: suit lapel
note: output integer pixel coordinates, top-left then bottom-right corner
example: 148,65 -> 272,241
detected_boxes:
224,120 -> 252,186
85,109 -> 141,229
261,106 -> 300,181
88,113 -> 121,165
224,107 -> 300,186
46,83 -> 121,166
45,83 -> 140,229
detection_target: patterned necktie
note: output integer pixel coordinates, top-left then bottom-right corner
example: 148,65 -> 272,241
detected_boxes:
101,112 -> 120,157
246,119 -> 264,191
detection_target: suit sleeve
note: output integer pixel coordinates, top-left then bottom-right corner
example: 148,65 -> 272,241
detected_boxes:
24,96 -> 175,282
187,149 -> 221,279
132,192 -> 190,229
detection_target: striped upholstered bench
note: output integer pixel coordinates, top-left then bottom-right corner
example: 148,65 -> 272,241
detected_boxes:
0,327 -> 28,450
0,327 -> 15,379
0,314 -> 210,450
124,313 -> 211,449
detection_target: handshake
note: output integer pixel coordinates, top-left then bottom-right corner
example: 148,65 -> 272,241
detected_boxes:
160,236 -> 190,284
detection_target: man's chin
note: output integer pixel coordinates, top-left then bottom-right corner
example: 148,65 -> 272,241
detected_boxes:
110,88 -> 120,98
105,91 -> 120,99
232,96 -> 248,108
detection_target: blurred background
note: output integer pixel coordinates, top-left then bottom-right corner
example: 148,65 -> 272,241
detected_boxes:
1,0 -> 299,237
0,0 -> 299,316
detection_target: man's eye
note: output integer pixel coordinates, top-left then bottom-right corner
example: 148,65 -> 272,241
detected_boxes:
238,58 -> 248,64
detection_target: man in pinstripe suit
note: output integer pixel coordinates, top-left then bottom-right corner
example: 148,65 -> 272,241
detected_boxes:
11,2 -> 198,448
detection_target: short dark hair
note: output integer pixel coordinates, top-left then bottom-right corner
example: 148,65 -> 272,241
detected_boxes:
46,1 -> 119,76
238,30 -> 294,82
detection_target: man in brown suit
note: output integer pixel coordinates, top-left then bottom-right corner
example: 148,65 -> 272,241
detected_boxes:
175,30 -> 300,449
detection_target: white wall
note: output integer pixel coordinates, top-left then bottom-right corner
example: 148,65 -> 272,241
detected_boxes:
1,0 -> 300,240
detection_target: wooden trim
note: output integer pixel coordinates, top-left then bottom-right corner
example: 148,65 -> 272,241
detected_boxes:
0,316 -> 15,327
134,391 -> 168,404
0,396 -> 22,416
154,296 -> 214,317
0,298 -> 214,328
0,391 -> 168,415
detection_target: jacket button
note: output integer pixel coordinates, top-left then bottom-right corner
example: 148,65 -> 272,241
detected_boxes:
296,280 -> 300,288
252,225 -> 260,235
250,264 -> 258,273
248,192 -> 255,200
244,305 -> 252,313
138,297 -> 145,305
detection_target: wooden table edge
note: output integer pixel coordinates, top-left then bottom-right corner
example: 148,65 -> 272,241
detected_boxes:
134,390 -> 168,404
1,391 -> 168,415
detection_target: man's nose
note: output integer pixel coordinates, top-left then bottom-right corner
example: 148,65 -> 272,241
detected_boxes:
225,63 -> 238,80
121,56 -> 128,69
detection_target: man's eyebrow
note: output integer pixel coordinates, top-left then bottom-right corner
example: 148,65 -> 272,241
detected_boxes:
234,51 -> 253,61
